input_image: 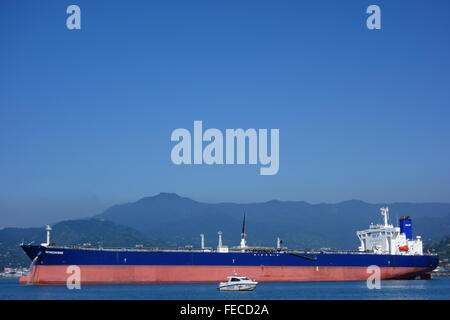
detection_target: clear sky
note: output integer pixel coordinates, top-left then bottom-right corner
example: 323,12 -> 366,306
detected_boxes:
1,1 -> 450,227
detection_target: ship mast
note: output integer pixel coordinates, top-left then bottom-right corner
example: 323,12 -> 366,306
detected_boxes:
200,233 -> 205,250
381,207 -> 389,226
218,231 -> 223,249
41,225 -> 52,247
240,213 -> 247,249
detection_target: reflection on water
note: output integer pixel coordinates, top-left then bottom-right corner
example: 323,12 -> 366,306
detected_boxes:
0,277 -> 449,300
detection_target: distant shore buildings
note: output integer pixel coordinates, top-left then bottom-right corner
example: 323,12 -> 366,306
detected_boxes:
0,267 -> 29,278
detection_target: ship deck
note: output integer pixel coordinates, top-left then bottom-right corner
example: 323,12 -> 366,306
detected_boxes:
42,245 -> 438,256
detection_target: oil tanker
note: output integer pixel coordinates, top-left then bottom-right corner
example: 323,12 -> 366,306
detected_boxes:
19,207 -> 438,285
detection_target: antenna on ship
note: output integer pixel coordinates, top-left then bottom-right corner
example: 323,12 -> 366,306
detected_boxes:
240,212 -> 247,249
380,207 -> 389,226
200,233 -> 205,250
218,231 -> 223,249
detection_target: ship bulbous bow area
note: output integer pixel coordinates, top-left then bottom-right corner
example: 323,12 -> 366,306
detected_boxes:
19,245 -> 45,285
21,244 -> 44,261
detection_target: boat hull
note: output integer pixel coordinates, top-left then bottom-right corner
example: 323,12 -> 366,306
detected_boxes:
19,245 -> 438,285
218,282 -> 257,291
20,265 -> 433,285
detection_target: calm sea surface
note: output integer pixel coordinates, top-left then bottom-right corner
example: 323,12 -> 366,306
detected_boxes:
1,277 -> 449,300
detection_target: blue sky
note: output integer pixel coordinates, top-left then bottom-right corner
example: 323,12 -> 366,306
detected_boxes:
1,1 -> 450,226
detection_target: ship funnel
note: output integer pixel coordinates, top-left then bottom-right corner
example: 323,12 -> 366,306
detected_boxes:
399,216 -> 412,240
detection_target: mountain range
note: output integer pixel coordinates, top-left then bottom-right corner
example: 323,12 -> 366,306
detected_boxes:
95,193 -> 450,250
2,192 -> 450,268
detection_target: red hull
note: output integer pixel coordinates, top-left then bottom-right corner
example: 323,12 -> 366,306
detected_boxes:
19,265 -> 431,285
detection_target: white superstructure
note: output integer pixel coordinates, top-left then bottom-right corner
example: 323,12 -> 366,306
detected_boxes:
356,207 -> 423,255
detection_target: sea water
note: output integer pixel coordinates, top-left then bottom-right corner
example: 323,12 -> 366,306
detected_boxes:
1,277 -> 449,300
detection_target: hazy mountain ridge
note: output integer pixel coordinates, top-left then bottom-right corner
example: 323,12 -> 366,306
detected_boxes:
96,193 -> 450,250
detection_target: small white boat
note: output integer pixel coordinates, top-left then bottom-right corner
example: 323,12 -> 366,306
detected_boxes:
218,275 -> 258,291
